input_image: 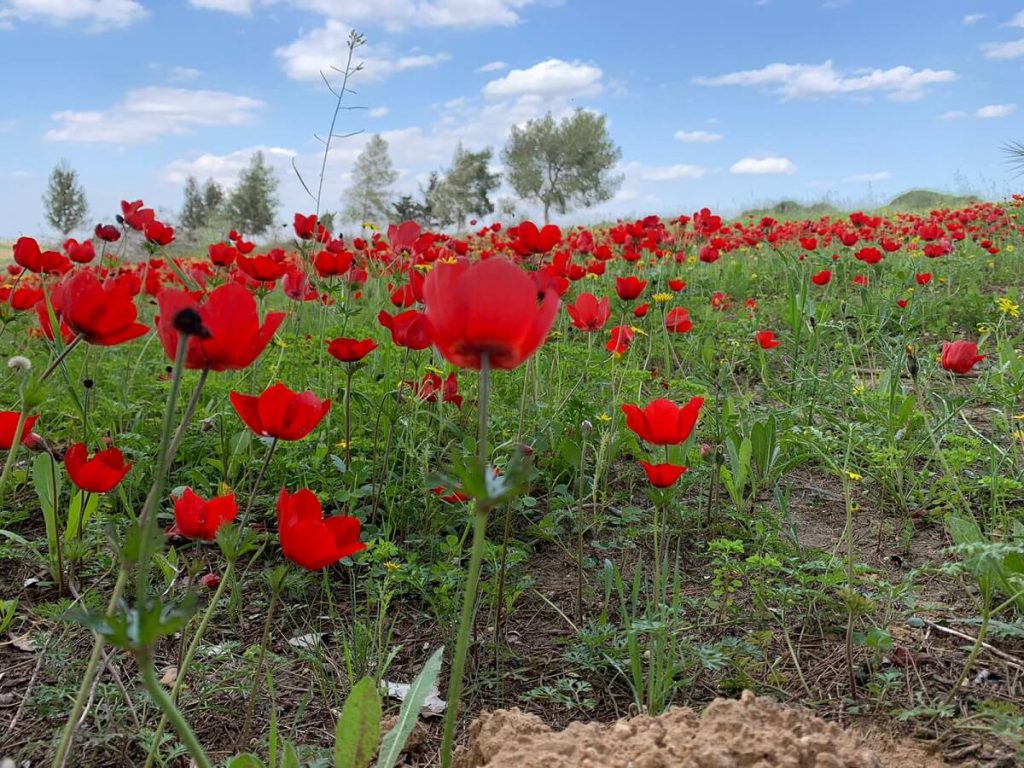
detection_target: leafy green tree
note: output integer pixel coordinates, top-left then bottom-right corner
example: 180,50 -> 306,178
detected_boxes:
343,134 -> 398,226
180,176 -> 206,232
202,178 -> 225,218
227,151 -> 279,237
502,110 -> 622,223
42,160 -> 88,236
392,194 -> 432,226
429,144 -> 500,229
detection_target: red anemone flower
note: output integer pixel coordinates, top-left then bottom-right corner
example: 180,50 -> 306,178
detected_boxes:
915,273 -> 932,285
615,276 -> 647,301
423,257 -> 559,370
277,488 -> 365,569
0,412 -> 39,450
606,325 -> 635,354
13,237 -> 65,273
566,293 -> 611,332
145,221 -> 175,247
95,224 -> 121,242
811,270 -> 832,286
940,341 -> 985,375
664,307 -> 693,333
61,270 -> 149,346
755,330 -> 781,349
65,443 -> 131,493
293,213 -> 317,240
621,397 -> 704,446
236,253 -> 288,283
155,282 -> 285,371
378,309 -> 433,350
229,383 -> 330,441
64,238 -> 95,264
173,488 -> 238,541
327,337 -> 378,362
639,461 -> 687,488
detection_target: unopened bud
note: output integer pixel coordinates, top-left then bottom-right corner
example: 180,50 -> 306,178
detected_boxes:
581,419 -> 593,434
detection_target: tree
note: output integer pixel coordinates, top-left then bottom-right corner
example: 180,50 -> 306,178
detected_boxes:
42,160 -> 88,236
392,194 -> 432,226
227,151 -> 279,237
202,179 -> 225,217
429,144 -> 500,228
343,134 -> 398,226
180,176 -> 206,232
502,110 -> 622,224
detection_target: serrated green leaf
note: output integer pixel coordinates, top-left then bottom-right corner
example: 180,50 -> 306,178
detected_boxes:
334,677 -> 382,768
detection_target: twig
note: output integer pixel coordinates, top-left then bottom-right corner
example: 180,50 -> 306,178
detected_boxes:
920,618 -> 1024,671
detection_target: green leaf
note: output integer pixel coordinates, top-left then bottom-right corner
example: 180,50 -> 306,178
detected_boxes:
334,677 -> 382,768
65,491 -> 100,541
375,647 -> 444,768
227,755 -> 266,768
32,453 -> 62,582
280,741 -> 300,768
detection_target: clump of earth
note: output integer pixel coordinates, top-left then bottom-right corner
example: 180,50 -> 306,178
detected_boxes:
454,690 -> 950,768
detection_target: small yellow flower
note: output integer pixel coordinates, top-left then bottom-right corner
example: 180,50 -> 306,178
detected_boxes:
852,385 -> 865,396
987,260 -> 996,270
653,292 -> 673,303
846,471 -> 863,481
850,503 -> 861,513
996,296 -> 1020,318
424,365 -> 445,375
383,561 -> 400,572
219,481 -> 233,497
978,324 -> 990,334
273,335 -> 288,349
335,440 -> 349,450
750,273 -> 758,279
585,272 -> 600,280
938,277 -> 948,284
630,326 -> 647,336
548,330 -> 562,340
687,256 -> 698,265
413,263 -> 433,272
1007,244 -> 1016,253
596,413 -> 612,423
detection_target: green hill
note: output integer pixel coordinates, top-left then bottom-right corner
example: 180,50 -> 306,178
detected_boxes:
883,189 -> 980,213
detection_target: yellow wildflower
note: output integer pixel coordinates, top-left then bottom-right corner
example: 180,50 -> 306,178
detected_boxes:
653,292 -> 673,303
596,413 -> 612,423
996,296 -> 1020,318
846,471 -> 863,481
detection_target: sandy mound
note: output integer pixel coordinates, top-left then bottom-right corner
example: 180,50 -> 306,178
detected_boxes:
454,690 -> 950,768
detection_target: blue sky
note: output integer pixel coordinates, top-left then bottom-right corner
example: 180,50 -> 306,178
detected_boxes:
1,0 -> 1023,237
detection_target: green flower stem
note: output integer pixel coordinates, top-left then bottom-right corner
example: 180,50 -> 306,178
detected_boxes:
137,651 -> 212,768
165,367 -> 211,465
142,558 -> 235,768
40,334 -> 84,381
440,354 -> 491,768
236,437 -> 278,531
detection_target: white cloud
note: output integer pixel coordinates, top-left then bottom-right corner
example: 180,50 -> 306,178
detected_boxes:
694,59 -> 956,101
275,19 -> 450,81
368,106 -> 390,118
0,0 -> 146,29
1009,10 -> 1024,28
483,59 -> 603,99
477,60 -> 508,73
634,163 -> 706,181
278,0 -> 536,30
188,0 -> 253,12
730,156 -> 797,175
981,38 -> 1024,59
166,146 -> 298,187
845,171 -> 891,182
962,13 -> 985,25
941,103 -> 1017,119
169,66 -> 202,82
673,129 -> 723,143
46,87 -> 265,143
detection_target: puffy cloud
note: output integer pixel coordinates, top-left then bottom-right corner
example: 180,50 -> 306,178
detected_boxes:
165,146 -> 297,187
730,156 -> 797,175
845,171 -> 891,182
483,59 -> 603,99
941,103 -> 1017,119
275,19 -> 450,81
46,87 -> 264,143
0,0 -> 146,29
187,0 -> 253,12
981,38 -> 1024,59
673,129 -> 723,143
694,59 -> 955,101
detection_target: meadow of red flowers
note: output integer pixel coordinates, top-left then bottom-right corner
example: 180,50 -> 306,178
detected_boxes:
1,195 -> 1024,766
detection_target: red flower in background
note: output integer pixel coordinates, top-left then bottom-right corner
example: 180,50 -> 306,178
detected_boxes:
63,239 -> 95,264
145,221 -> 175,247
277,488 -> 364,569
314,249 -> 354,278
95,224 -> 121,242
606,325 -> 635,354
941,341 -> 985,375
8,286 -> 43,311
61,271 -> 149,346
915,273 -> 932,285
65,443 -> 131,493
121,200 -> 155,231
327,337 -> 378,363
811,270 -> 832,286
514,221 -> 562,254
409,371 -> 462,408
615,276 -> 647,301
173,488 -> 237,541
755,330 -> 781,349
639,461 -> 687,488
566,293 -> 610,332
155,282 -> 285,371
237,253 -> 288,282
293,213 -> 317,240
854,247 -> 883,265
230,383 -> 330,441
0,412 -> 39,450
423,257 -> 559,370
621,397 -> 703,446
664,307 -> 693,334
13,237 -> 65,273
209,242 -> 238,267
378,309 -> 433,350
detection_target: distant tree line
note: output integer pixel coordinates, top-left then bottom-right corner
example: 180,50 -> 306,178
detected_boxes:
41,108 -> 621,240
